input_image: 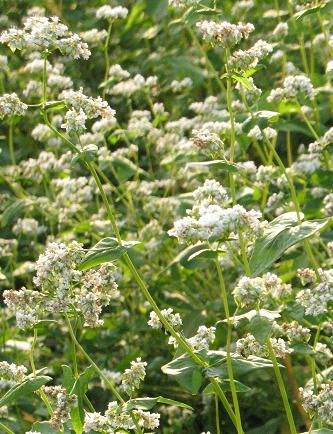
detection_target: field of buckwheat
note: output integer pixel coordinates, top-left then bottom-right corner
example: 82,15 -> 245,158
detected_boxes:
1,0 -> 333,433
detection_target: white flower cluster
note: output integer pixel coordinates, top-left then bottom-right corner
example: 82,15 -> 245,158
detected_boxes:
60,87 -> 116,135
296,270 -> 333,316
169,179 -> 262,243
308,127 -> 333,153
96,5 -> 128,21
0,93 -> 27,119
233,273 -> 291,307
191,129 -> 224,155
12,217 -> 45,236
248,126 -> 277,142
299,383 -> 333,424
196,20 -> 254,47
121,357 -> 147,394
171,77 -> 193,92
43,385 -> 77,431
80,28 -> 108,46
272,22 -> 288,40
0,16 -> 90,59
169,0 -> 200,8
84,402 -> 160,433
229,39 -> 273,71
274,321 -> 310,342
187,325 -> 216,351
109,74 -> 157,97
267,74 -> 315,103
0,361 -> 27,382
236,333 -> 291,358
108,64 -> 131,82
75,263 -> 120,327
4,241 -> 121,328
147,308 -> 182,329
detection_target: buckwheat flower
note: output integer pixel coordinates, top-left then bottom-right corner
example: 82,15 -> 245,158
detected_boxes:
25,431 -> 41,434
0,28 -> 26,51
300,383 -> 333,424
233,276 -> 266,307
236,76 -> 262,101
80,28 -> 108,46
171,77 -> 193,92
24,57 -> 51,74
135,409 -> 160,430
148,308 -> 182,329
193,179 -> 228,206
3,288 -> 44,328
272,22 -> 288,40
96,5 -> 128,21
296,281 -> 333,315
23,80 -> 43,98
12,218 -> 45,236
57,33 -> 90,59
75,263 -> 120,327
196,20 -> 254,47
61,87 -> 116,120
108,64 -> 130,81
83,412 -> 108,432
61,108 -> 87,134
121,358 -> 147,394
270,337 -> 291,358
26,6 -> 46,16
109,74 -> 146,97
256,165 -> 277,184
314,343 -> 333,366
323,193 -> 333,215
267,74 -> 315,103
278,321 -> 310,342
0,361 -> 27,382
187,325 -> 216,351
43,386 -> 77,431
0,93 -> 27,119
232,0 -> 254,15
101,369 -> 122,389
297,267 -> 316,284
236,334 -> 263,358
191,129 -> 224,155
229,39 -> 273,70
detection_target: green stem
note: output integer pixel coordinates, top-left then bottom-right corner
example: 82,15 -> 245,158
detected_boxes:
215,393 -> 221,434
103,21 -> 113,98
215,260 -> 243,434
266,339 -> 297,434
0,422 -> 15,434
8,121 -> 14,165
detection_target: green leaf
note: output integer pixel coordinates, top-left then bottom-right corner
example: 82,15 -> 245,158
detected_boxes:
249,212 -> 330,275
1,199 -> 32,227
185,160 -> 238,173
248,316 -> 273,344
203,379 -> 251,394
79,237 -> 141,271
188,248 -> 223,262
231,73 -> 253,90
295,3 -> 327,20
170,243 -> 212,269
31,421 -> 58,434
254,110 -> 280,122
204,351 -> 276,378
0,375 -> 52,407
161,354 -> 203,394
111,156 -> 148,182
126,396 -> 193,411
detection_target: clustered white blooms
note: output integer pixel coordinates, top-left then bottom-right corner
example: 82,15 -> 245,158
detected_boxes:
96,5 -> 128,21
233,273 -> 291,307
121,357 -> 147,394
0,16 -> 90,59
191,129 -> 224,155
196,20 -> 255,47
3,241 -> 120,328
12,218 -> 45,236
0,93 -> 27,119
187,325 -> 216,351
267,74 -> 315,103
229,39 -> 273,70
236,333 -> 292,358
248,126 -> 277,142
299,383 -> 333,424
148,308 -> 182,329
108,64 -> 131,82
42,385 -> 77,430
84,402 -> 160,433
108,73 -> 157,97
80,28 -> 108,46
168,179 -> 262,243
273,320 -> 311,342
170,77 -> 193,92
60,87 -> 116,135
0,361 -> 27,382
296,268 -> 333,315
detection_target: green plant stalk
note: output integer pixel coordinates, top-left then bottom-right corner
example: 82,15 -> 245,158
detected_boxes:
287,1 -> 310,74
266,338 -> 297,434
0,422 -> 15,434
8,121 -> 15,165
102,21 -> 113,98
215,259 -> 243,434
215,393 -> 221,434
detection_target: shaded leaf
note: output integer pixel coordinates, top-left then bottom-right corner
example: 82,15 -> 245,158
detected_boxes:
186,160 -> 238,172
126,396 -> 193,411
0,376 -> 51,407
